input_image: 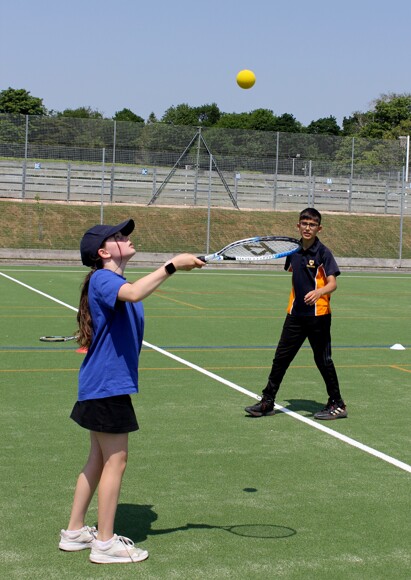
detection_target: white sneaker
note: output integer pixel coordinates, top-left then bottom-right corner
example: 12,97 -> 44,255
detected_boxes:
90,534 -> 149,564
59,526 -> 97,551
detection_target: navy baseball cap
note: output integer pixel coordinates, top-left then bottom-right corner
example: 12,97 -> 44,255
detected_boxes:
80,219 -> 135,266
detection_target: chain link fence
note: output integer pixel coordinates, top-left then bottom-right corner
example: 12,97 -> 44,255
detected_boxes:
0,114 -> 409,262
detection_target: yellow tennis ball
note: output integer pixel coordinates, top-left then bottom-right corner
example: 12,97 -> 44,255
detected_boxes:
236,69 -> 256,89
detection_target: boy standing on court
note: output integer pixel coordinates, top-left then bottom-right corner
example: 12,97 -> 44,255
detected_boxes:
245,207 -> 347,420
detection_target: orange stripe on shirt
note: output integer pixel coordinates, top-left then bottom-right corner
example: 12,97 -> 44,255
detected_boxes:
287,286 -> 296,314
315,265 -> 332,315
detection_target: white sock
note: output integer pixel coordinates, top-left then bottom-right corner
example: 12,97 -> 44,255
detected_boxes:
66,528 -> 83,536
95,536 -> 115,549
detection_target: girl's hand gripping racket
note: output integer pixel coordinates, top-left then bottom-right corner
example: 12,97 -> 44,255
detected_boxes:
198,236 -> 301,263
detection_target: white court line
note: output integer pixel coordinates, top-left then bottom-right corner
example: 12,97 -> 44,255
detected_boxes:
144,341 -> 411,474
1,270 -> 410,475
0,271 -> 78,312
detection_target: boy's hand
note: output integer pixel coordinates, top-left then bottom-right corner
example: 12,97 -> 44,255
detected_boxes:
304,276 -> 337,305
304,290 -> 322,305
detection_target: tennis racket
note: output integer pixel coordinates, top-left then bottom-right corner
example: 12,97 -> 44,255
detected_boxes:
198,236 -> 301,263
39,335 -> 77,342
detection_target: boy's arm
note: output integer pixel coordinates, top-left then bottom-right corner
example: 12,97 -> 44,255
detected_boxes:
303,274 -> 337,306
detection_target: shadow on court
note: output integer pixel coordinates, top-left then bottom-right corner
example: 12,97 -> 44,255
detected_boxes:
114,504 -> 296,542
244,398 -> 324,418
282,398 -> 325,416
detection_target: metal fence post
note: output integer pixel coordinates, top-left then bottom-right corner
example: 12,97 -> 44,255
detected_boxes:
348,137 -> 354,212
206,153 -> 212,254
67,162 -> 71,201
384,180 -> 388,214
100,148 -> 105,224
399,166 -> 405,265
194,127 -> 201,205
272,131 -> 279,209
110,120 -> 116,202
152,167 -> 157,199
22,115 -> 29,199
307,160 -> 313,205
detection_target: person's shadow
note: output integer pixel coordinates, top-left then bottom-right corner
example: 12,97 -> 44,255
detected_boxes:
244,398 -> 324,418
115,504 -> 157,542
114,504 -> 296,542
281,398 -> 324,416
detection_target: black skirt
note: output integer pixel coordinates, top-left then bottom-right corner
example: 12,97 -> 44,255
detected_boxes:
70,394 -> 139,433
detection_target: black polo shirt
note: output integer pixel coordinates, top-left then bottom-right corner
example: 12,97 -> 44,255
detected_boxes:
284,237 -> 340,316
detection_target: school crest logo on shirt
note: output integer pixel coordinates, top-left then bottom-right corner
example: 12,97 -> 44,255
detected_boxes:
307,260 -> 316,269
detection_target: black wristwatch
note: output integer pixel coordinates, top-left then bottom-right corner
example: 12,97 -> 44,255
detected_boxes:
165,262 -> 176,275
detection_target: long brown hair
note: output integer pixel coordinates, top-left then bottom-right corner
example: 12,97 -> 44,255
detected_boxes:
76,263 -> 102,348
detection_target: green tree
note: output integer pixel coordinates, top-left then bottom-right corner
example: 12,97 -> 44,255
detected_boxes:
215,110 -> 302,133
248,109 -> 278,131
272,113 -> 302,133
305,116 -> 341,135
48,107 -> 110,147
384,118 -> 411,139
56,106 -> 104,119
215,112 -> 250,129
341,112 -> 370,136
113,108 -> 144,123
0,87 -> 46,115
195,103 -> 221,127
342,94 -> 411,139
161,104 -> 199,126
373,93 -> 411,131
147,112 -> 158,124
161,103 -> 221,127
0,117 -> 26,146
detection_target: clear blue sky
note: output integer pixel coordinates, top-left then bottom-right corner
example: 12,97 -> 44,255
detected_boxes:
1,0 -> 410,126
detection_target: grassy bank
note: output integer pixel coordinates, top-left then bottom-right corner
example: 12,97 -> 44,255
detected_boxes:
0,200 -> 409,259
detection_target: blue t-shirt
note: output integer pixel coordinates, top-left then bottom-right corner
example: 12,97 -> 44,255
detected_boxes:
78,269 -> 145,401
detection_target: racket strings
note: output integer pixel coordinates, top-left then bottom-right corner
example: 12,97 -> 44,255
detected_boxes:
224,239 -> 299,260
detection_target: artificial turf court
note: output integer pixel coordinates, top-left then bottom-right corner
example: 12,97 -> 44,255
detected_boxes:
0,265 -> 410,580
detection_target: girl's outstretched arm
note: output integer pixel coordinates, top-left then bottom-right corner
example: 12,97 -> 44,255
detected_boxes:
117,254 -> 204,303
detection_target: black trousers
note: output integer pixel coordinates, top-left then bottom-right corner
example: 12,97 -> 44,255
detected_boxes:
262,313 -> 342,403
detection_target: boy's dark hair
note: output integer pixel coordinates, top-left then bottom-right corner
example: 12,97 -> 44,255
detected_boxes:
299,207 -> 322,224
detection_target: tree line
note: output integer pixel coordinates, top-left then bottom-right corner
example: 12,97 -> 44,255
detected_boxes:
1,87 -> 411,140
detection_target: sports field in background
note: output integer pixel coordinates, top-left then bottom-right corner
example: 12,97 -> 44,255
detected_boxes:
0,265 -> 410,579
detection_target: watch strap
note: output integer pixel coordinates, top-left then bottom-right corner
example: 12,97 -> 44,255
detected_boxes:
165,262 -> 176,275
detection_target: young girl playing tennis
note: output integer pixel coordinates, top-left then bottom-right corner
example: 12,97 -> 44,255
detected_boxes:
59,219 -> 204,564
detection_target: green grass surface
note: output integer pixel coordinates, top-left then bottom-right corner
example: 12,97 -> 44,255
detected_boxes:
0,266 -> 410,579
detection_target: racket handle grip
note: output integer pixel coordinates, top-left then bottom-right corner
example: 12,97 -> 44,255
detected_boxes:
197,255 -> 206,262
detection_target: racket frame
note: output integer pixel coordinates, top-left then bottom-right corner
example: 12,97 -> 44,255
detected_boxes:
39,335 -> 77,342
199,235 -> 301,263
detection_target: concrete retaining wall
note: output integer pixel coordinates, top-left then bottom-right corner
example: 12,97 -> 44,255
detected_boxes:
0,249 -> 409,271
